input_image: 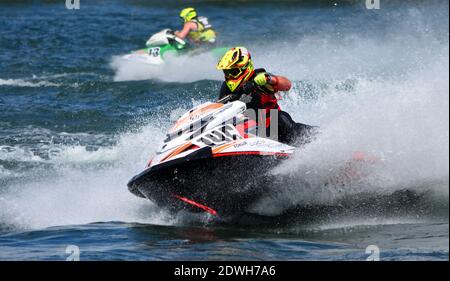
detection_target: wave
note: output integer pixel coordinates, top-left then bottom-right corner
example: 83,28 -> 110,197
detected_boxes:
250,43 -> 449,216
0,78 -> 60,88
111,52 -> 223,82
0,72 -> 107,89
1,2 -> 448,230
0,122 -> 179,230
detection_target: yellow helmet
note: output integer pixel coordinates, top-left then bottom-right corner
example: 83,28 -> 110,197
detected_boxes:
217,47 -> 254,92
180,7 -> 197,23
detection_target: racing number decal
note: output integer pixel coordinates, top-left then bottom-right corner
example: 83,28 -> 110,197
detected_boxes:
148,47 -> 161,57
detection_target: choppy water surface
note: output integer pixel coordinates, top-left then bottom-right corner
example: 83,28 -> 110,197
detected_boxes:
0,0 -> 448,260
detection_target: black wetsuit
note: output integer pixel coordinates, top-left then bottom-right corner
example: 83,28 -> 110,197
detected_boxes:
218,69 -> 316,145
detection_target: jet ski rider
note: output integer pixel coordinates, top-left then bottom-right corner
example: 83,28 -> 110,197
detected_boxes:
217,47 -> 316,145
175,7 -> 217,47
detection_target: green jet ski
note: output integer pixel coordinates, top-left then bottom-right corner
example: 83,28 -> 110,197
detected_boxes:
122,29 -> 229,65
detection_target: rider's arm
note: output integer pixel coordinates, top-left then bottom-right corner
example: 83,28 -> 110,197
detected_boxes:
254,72 -> 292,92
175,22 -> 197,39
269,75 -> 292,92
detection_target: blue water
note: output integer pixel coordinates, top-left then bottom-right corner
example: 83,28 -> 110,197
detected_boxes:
0,0 -> 448,260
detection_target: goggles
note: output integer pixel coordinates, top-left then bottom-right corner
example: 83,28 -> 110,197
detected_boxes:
223,67 -> 245,79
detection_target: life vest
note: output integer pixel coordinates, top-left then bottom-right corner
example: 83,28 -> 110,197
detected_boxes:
246,69 -> 281,112
188,16 -> 216,43
254,84 -> 280,128
241,69 -> 281,129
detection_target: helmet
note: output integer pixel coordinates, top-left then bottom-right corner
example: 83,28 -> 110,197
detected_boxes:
180,7 -> 197,23
217,47 -> 254,92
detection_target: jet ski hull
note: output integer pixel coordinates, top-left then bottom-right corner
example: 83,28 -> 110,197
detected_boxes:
127,148 -> 287,216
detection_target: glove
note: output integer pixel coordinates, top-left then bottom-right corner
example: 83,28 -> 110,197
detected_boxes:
254,72 -> 272,86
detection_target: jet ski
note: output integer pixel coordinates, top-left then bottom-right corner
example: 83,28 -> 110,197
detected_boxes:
127,97 -> 297,217
121,29 -> 229,65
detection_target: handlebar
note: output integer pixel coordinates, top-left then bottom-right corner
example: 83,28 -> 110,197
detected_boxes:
217,95 -> 234,104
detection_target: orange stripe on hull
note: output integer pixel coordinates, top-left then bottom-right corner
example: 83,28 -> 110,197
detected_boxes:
161,142 -> 193,162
